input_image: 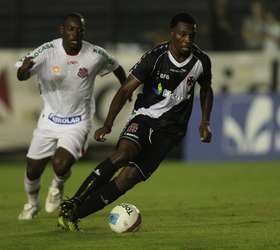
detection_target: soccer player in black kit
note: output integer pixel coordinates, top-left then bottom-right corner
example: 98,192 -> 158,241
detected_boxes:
58,12 -> 213,231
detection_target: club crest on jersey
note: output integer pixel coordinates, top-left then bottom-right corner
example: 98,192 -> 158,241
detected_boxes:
52,66 -> 61,75
77,67 -> 89,78
186,76 -> 195,86
126,123 -> 139,133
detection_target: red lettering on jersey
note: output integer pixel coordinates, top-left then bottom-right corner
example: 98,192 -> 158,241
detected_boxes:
67,60 -> 78,65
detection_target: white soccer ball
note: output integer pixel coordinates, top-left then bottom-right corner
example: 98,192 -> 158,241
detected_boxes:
108,203 -> 142,233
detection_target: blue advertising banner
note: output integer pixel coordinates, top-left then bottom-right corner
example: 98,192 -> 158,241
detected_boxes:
184,94 -> 280,161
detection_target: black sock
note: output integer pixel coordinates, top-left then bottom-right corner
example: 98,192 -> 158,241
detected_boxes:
74,181 -> 124,219
73,158 -> 116,203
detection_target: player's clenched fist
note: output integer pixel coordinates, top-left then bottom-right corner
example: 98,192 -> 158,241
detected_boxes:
94,125 -> 111,142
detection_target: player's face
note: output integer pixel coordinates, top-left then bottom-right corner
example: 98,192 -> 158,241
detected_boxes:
170,22 -> 196,57
61,17 -> 85,53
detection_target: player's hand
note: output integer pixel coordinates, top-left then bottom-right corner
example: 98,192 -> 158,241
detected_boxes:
21,56 -> 35,69
21,56 -> 35,70
94,125 -> 112,142
199,121 -> 212,143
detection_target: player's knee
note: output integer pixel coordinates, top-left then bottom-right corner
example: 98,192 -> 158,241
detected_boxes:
26,159 -> 45,180
111,145 -> 139,166
114,167 -> 143,193
110,149 -> 130,166
52,157 -> 72,176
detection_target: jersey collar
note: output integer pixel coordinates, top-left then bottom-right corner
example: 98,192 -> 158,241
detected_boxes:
167,50 -> 193,68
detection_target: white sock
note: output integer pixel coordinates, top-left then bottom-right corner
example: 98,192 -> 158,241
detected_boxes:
24,173 -> 40,206
50,170 -> 72,190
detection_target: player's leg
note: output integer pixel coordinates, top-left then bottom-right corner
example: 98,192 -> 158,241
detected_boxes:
18,127 -> 56,220
72,130 -> 183,221
73,166 -> 143,220
74,128 -> 182,216
71,129 -> 182,221
45,147 -> 75,213
67,116 -> 146,205
57,116 -> 149,231
47,124 -> 89,213
18,157 -> 50,220
57,139 -> 140,231
72,138 -> 140,204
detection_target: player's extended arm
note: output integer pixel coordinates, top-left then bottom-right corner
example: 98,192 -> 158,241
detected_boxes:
113,66 -> 127,85
17,57 -> 35,81
94,75 -> 141,142
199,85 -> 213,143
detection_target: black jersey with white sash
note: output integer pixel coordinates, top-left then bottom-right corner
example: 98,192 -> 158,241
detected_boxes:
130,42 -> 212,136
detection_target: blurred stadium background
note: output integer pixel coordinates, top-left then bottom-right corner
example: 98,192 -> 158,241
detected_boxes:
0,1 -> 280,249
0,0 -> 279,162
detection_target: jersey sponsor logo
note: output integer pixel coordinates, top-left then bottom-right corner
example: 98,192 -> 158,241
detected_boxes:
33,43 -> 54,59
77,67 -> 89,78
48,113 -> 82,124
51,66 -> 61,75
18,43 -> 54,63
160,73 -> 170,80
162,89 -> 172,98
153,82 -> 163,96
152,82 -> 184,101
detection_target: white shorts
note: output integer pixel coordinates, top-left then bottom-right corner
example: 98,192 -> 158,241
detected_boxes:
27,113 -> 92,160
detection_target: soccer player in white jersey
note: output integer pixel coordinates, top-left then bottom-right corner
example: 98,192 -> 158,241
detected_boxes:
15,13 -> 127,220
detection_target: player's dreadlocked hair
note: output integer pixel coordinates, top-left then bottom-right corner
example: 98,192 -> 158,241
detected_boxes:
170,13 -> 197,29
63,13 -> 86,28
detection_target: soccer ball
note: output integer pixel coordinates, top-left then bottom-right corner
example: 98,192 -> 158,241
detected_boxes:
108,203 -> 142,233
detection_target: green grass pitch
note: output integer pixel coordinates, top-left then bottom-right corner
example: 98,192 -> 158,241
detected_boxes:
0,161 -> 280,250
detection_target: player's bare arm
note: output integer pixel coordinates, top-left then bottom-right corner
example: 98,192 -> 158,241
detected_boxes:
113,66 -> 133,102
113,66 -> 127,85
17,57 -> 35,81
94,75 -> 141,142
199,84 -> 213,143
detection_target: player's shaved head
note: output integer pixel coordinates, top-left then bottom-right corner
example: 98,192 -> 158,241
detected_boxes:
170,13 -> 197,29
63,13 -> 86,29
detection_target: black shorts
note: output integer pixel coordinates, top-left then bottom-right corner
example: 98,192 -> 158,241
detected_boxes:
119,115 -> 182,180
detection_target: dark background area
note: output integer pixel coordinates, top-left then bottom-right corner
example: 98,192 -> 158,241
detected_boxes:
1,0 -> 279,50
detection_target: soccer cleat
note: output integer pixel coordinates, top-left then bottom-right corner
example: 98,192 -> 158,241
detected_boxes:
57,199 -> 80,231
18,203 -> 40,220
45,187 -> 63,213
57,216 -> 80,232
